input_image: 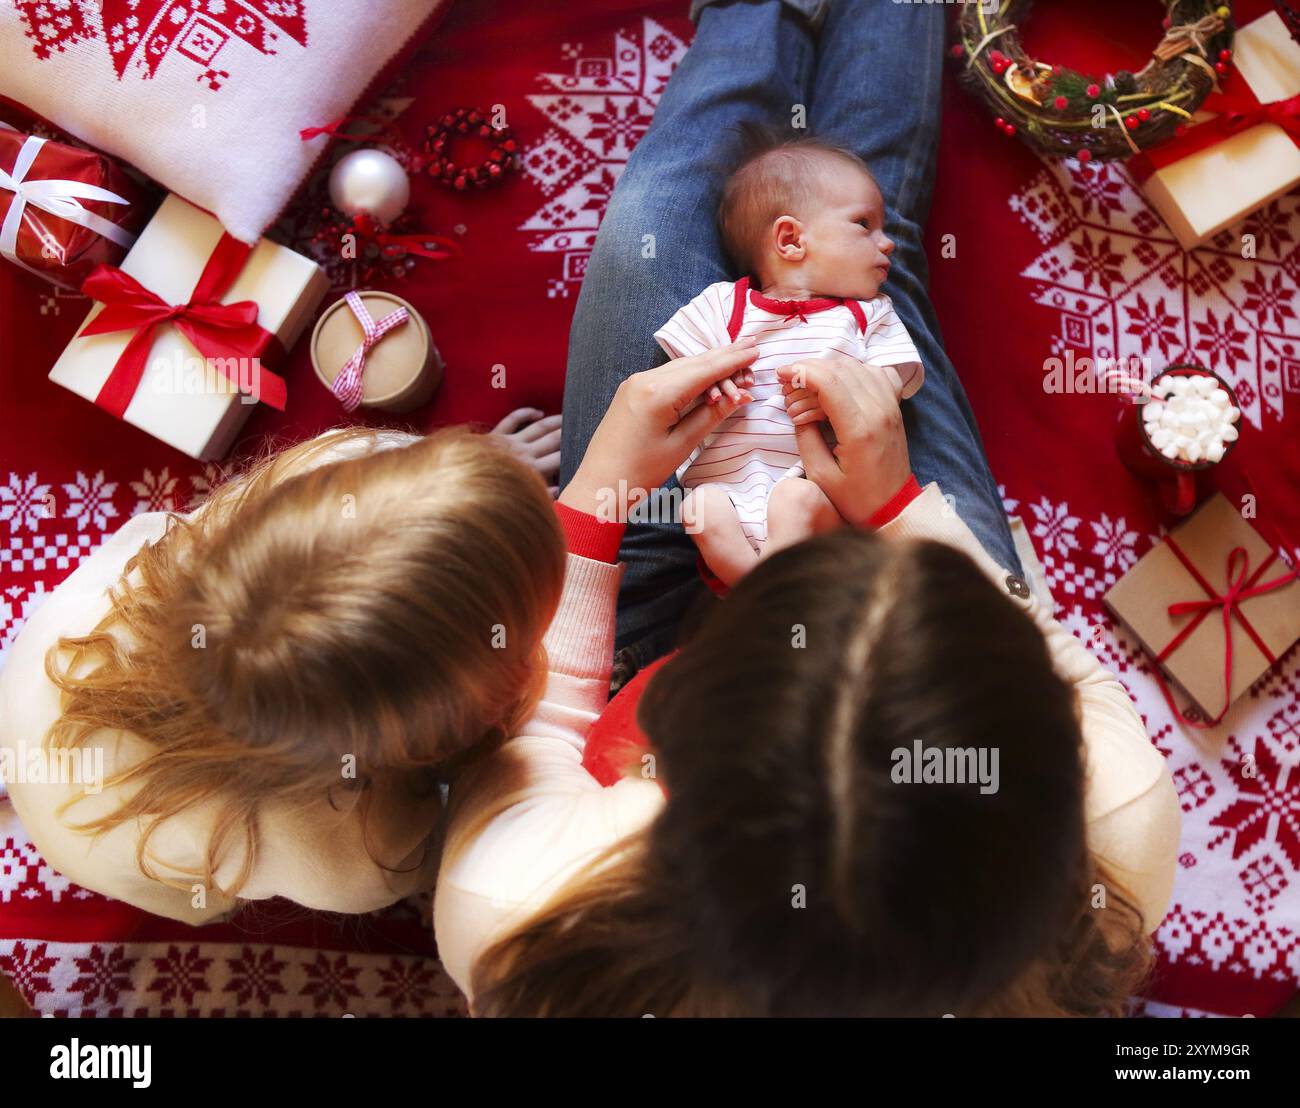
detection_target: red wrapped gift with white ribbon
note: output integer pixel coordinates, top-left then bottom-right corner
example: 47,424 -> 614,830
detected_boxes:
0,126 -> 147,290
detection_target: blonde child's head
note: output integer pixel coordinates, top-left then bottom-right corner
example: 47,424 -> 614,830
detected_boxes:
45,428 -> 566,896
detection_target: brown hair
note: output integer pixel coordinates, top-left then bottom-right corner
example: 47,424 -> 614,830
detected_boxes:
44,427 -> 566,898
717,120 -> 878,281
471,529 -> 1152,1016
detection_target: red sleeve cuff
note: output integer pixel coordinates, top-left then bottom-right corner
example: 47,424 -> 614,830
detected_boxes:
555,501 -> 626,563
863,474 -> 923,529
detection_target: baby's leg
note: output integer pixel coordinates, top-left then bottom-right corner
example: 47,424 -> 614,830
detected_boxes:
685,484 -> 759,588
762,478 -> 842,560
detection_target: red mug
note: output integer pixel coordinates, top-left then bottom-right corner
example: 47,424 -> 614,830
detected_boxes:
1115,364 -> 1240,516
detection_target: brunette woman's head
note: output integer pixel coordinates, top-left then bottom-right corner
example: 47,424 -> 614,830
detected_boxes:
474,528 -> 1150,1016
46,428 -> 566,896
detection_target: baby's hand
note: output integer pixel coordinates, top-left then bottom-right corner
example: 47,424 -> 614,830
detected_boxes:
705,366 -> 755,407
782,384 -> 826,426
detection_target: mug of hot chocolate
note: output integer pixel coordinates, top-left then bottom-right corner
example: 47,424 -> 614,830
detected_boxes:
1115,365 -> 1242,516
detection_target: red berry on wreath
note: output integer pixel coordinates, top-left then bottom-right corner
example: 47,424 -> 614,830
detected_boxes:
951,44 -> 964,59
1162,16 -> 1171,29
957,5 -> 1226,161
1218,49 -> 1231,62
1003,123 -> 1016,136
1175,124 -> 1188,137
1215,61 -> 1228,75
1077,148 -> 1092,163
995,117 -> 1005,129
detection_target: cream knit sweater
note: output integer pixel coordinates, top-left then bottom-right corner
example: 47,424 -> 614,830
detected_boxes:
434,483 -> 1182,1004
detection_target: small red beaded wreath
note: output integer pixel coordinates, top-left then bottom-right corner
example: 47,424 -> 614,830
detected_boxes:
425,107 -> 519,191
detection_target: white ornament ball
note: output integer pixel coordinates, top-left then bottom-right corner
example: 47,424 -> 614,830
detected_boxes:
328,148 -> 410,225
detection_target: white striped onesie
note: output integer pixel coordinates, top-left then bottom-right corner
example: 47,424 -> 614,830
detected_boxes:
654,276 -> 924,549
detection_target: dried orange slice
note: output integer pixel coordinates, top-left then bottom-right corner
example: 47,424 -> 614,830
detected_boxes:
1005,62 -> 1053,105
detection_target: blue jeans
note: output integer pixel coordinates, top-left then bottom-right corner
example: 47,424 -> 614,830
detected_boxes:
560,0 -> 1023,665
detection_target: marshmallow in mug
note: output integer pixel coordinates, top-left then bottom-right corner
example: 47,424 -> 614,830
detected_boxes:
1141,375 -> 1240,465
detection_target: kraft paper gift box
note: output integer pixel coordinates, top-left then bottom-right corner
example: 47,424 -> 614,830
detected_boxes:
48,193 -> 328,460
1104,494 -> 1300,722
1132,11 -> 1300,251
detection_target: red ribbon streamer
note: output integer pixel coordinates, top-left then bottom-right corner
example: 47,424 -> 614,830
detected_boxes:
1150,536 -> 1299,727
1131,70 -> 1300,182
350,213 -> 460,262
79,233 -> 286,419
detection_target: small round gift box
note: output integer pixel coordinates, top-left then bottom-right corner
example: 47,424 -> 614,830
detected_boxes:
310,290 -> 442,413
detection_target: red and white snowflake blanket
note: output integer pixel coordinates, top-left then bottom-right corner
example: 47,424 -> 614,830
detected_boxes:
1,0 -> 1297,1017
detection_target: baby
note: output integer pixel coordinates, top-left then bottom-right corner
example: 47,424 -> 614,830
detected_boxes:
654,125 -> 923,587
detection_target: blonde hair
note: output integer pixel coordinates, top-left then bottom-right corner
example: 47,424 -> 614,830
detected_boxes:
44,427 -> 566,899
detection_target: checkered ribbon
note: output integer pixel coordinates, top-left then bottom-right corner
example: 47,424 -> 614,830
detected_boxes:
330,290 -> 410,411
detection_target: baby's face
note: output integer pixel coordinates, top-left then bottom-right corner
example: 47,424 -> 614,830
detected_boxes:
787,162 -> 895,299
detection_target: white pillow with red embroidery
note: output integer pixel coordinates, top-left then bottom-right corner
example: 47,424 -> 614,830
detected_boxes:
0,0 -> 447,243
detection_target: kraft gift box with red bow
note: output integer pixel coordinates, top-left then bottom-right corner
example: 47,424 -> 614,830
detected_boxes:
1130,11 -> 1300,251
0,127 -> 147,290
48,193 -> 329,461
1104,493 -> 1300,727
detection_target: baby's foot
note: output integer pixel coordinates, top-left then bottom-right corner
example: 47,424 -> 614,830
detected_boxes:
685,484 -> 758,588
763,477 -> 842,559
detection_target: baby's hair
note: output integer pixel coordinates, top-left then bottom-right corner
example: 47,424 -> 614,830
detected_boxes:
717,120 -> 877,280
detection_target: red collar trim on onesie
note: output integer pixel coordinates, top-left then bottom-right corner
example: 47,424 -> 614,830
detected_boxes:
727,276 -> 867,339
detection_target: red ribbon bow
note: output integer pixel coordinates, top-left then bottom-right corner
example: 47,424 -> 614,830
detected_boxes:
1152,537 -> 1299,727
745,281 -> 868,331
1132,71 -> 1300,179
79,232 -> 286,419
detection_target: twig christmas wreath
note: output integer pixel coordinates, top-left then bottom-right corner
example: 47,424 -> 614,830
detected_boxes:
955,1 -> 1236,162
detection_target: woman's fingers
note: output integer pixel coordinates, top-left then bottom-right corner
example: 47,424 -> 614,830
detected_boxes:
791,407 -> 827,426
530,450 -> 561,477
719,375 -> 744,405
792,419 -> 839,487
491,407 -> 545,435
523,426 -> 562,457
672,386 -> 752,447
516,412 -> 563,443
777,358 -> 871,442
660,340 -> 759,414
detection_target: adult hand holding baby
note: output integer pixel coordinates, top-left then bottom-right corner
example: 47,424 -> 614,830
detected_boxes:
560,339 -> 759,520
777,354 -> 912,526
